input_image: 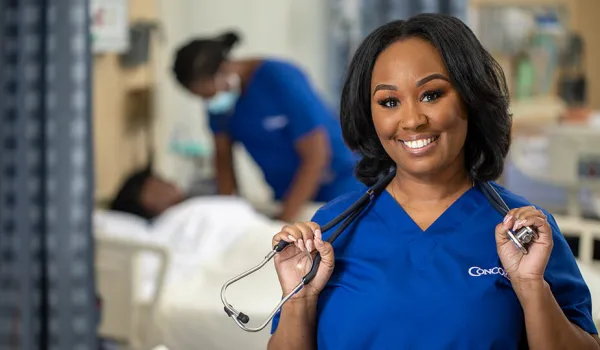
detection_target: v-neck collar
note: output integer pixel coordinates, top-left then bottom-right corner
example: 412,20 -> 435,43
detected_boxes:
373,185 -> 487,235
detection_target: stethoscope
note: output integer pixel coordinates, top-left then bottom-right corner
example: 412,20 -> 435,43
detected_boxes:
220,168 -> 538,332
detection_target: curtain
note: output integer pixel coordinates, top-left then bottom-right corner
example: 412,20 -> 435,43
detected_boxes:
326,0 -> 467,109
0,0 -> 97,349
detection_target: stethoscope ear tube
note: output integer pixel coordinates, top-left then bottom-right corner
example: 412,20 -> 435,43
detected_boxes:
478,181 -> 538,254
272,170 -> 396,256
302,203 -> 367,285
273,189 -> 374,285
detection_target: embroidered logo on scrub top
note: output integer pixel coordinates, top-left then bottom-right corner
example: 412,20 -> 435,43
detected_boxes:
262,115 -> 289,131
468,266 -> 509,280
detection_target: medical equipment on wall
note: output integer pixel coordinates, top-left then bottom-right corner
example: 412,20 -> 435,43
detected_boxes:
221,168 -> 538,332
546,126 -> 600,188
510,125 -> 600,217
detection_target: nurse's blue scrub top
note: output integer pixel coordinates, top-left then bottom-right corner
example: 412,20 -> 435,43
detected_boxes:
207,59 -> 361,202
270,183 -> 597,349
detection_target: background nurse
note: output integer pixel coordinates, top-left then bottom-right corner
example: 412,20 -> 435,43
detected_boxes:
171,31 -> 362,222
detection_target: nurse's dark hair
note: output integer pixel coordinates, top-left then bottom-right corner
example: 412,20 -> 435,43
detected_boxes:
341,13 -> 512,186
172,30 -> 241,88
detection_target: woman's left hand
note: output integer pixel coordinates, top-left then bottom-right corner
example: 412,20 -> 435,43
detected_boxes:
495,206 -> 554,285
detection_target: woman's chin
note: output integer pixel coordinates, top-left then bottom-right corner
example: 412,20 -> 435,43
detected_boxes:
397,161 -> 453,180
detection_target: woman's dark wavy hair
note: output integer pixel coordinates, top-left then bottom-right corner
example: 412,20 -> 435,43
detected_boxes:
341,13 -> 512,186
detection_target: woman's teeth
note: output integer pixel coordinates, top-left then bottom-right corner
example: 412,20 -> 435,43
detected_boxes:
403,137 -> 437,149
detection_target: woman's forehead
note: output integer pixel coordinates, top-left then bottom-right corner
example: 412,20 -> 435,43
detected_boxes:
372,38 -> 448,83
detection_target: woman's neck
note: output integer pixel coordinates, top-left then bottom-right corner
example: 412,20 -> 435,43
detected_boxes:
391,165 -> 472,205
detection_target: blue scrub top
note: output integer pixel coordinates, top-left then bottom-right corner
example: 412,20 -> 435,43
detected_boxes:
270,183 -> 597,349
207,59 -> 361,202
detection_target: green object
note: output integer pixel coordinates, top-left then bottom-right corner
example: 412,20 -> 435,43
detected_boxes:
170,141 -> 210,158
516,53 -> 535,100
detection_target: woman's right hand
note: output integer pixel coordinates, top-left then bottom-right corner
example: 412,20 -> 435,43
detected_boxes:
271,222 -> 335,299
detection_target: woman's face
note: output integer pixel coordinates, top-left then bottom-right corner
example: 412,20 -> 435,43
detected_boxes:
370,37 -> 468,179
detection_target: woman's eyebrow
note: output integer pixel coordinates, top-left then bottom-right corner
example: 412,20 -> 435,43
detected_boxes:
416,73 -> 449,87
373,73 -> 449,96
373,84 -> 397,96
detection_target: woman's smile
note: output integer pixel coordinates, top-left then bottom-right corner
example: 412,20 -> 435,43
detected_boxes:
398,135 -> 440,156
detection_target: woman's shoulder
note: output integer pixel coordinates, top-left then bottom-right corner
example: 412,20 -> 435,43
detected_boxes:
490,182 -> 555,219
310,189 -> 368,225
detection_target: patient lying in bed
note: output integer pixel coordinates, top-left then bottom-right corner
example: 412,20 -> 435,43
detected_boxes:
98,165 -> 291,262
95,169 -> 297,349
108,165 -> 188,220
95,166 -> 306,301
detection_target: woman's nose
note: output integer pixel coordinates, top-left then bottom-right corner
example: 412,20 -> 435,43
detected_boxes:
399,102 -> 427,130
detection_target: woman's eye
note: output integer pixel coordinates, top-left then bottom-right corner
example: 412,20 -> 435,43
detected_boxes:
377,97 -> 400,108
421,89 -> 443,103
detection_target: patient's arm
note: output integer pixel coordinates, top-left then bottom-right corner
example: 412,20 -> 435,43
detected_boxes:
214,133 -> 237,195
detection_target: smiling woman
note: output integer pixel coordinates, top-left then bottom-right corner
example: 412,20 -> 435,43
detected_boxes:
266,13 -> 600,350
342,18 -> 511,188
370,39 -> 469,182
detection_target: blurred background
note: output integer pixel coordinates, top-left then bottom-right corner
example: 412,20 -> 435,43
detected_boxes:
2,0 -> 600,349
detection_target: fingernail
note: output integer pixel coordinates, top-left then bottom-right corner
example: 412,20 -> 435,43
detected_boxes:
306,239 -> 313,252
513,220 -> 525,231
314,238 -> 323,248
314,229 -> 322,240
297,239 -> 304,251
288,235 -> 296,242
503,214 -> 512,224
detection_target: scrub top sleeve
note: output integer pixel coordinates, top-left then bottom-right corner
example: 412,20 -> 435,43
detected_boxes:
544,211 -> 598,335
268,68 -> 330,142
269,206 -> 333,335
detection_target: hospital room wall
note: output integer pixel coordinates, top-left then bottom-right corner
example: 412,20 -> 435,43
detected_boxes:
152,0 -> 329,204
569,0 -> 600,110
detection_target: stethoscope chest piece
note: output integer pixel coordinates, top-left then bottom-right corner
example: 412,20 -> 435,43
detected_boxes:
507,226 -> 538,255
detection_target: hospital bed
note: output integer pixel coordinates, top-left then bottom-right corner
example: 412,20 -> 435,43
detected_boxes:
93,197 -> 322,350
95,234 -> 170,349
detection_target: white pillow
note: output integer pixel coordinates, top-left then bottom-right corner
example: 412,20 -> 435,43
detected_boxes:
93,209 -> 151,239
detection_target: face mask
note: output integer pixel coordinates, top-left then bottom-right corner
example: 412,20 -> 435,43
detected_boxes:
206,74 -> 240,115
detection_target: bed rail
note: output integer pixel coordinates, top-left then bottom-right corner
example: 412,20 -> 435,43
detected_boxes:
95,233 -> 171,350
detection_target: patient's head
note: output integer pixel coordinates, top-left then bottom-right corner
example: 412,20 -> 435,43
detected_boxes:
110,167 -> 185,219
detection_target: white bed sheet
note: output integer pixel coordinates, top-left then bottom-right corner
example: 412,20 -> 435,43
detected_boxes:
95,196 -> 306,349
150,219 -> 285,350
94,196 -> 282,303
